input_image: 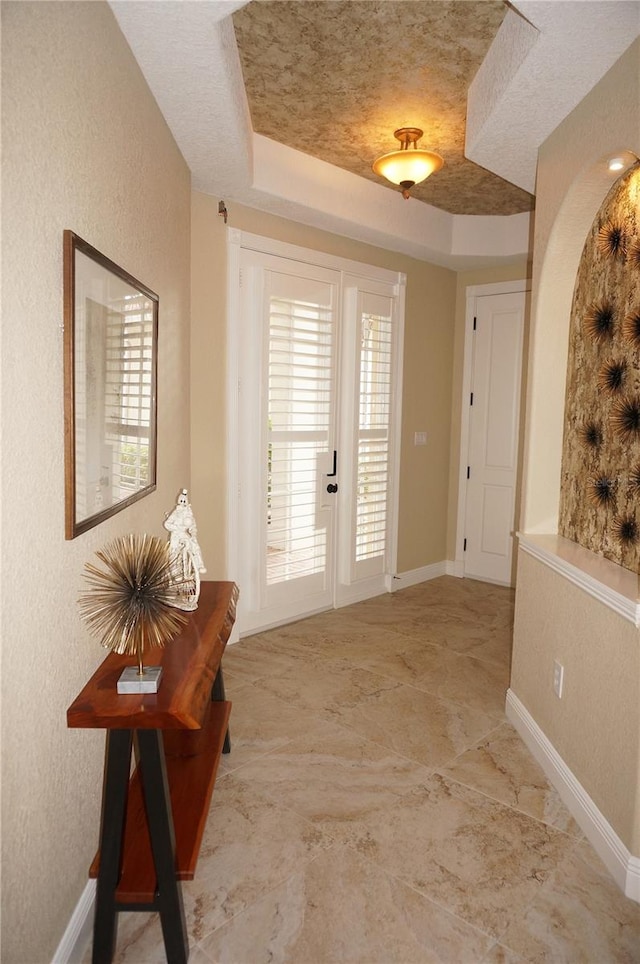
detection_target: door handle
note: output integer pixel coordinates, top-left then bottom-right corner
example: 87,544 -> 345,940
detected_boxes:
326,483 -> 338,494
327,450 -> 337,477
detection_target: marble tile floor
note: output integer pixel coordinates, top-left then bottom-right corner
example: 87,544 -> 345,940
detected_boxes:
98,577 -> 640,964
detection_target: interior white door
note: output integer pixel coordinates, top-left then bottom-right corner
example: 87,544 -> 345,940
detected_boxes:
463,290 -> 525,585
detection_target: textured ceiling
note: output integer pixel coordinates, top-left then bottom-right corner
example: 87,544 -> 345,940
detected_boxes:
233,0 -> 535,216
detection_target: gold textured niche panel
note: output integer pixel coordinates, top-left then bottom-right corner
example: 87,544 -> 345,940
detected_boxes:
559,163 -> 640,574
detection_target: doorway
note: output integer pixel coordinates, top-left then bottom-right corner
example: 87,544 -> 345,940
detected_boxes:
455,281 -> 528,586
227,232 -> 405,635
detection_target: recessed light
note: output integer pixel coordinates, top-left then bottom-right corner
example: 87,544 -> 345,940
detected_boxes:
608,157 -> 625,172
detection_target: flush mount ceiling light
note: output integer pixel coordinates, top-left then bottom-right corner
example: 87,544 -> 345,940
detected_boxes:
372,127 -> 443,200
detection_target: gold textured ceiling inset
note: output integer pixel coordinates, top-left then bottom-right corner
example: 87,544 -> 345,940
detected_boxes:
233,0 -> 535,216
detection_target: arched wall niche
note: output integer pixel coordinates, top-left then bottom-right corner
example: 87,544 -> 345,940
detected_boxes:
521,149 -> 639,537
559,162 -> 640,573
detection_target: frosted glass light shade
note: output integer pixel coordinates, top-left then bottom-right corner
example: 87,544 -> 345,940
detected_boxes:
372,128 -> 443,197
372,149 -> 443,186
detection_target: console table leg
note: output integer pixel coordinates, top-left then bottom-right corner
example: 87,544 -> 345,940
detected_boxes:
212,666 -> 231,753
92,729 -> 133,964
137,730 -> 188,964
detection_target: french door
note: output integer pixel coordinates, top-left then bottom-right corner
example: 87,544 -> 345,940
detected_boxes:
230,234 -> 404,635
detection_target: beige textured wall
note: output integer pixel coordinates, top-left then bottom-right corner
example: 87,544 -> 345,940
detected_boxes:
446,262 -> 531,562
190,195 -> 229,576
513,40 -> 640,853
1,4 -> 191,961
190,195 -> 457,576
512,553 -> 639,850
399,257 -> 457,571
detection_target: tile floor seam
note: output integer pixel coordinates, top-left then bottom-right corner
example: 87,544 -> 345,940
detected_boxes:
488,852 -> 589,959
376,633 -> 514,669
323,710 -> 475,774
433,764 -> 584,840
446,785 -> 576,845
363,675 -> 509,723
191,841 -> 343,950
325,694 -> 504,769
325,654 -> 511,697
339,648 -> 511,681
322,712 -> 483,776
188,939 -> 217,964
338,838 -> 510,951
216,771 -> 389,850
317,793 -> 574,951
430,769 -> 583,841
349,847 -> 540,962
217,739 -> 298,776
557,833 -> 615,884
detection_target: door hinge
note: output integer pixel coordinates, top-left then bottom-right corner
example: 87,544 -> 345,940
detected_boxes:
470,392 -> 474,406
473,316 -> 477,331
466,466 -> 470,479
463,538 -> 467,551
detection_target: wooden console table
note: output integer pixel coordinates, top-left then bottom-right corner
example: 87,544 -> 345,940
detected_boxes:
67,581 -> 239,964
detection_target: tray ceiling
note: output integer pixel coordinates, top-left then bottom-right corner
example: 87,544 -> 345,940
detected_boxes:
109,0 -> 639,266
233,0 -> 535,216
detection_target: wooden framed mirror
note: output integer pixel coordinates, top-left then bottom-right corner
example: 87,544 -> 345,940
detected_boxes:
63,231 -> 158,538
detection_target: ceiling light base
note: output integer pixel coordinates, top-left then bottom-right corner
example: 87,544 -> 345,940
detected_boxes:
394,127 -> 423,148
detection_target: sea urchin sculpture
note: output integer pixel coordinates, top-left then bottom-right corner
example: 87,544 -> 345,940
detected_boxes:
612,515 -> 639,546
628,240 -> 640,269
622,310 -> 640,349
610,396 -> 640,442
596,220 -> 626,260
597,360 -> 626,396
578,421 -> 603,450
79,533 -> 189,677
587,476 -> 617,508
584,302 -> 615,343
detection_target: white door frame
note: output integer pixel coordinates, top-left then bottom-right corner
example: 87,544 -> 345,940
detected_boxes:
454,280 -> 530,581
225,228 -> 405,634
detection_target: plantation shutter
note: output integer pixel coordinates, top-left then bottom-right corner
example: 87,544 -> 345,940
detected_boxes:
352,291 -> 394,578
265,272 -> 335,589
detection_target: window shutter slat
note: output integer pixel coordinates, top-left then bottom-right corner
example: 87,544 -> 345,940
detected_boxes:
266,290 -> 333,585
356,312 -> 392,563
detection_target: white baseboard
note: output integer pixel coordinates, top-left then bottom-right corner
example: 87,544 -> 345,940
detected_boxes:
337,575 -> 389,607
52,879 -> 95,963
391,561 -> 453,591
628,856 -> 640,903
506,689 -> 639,903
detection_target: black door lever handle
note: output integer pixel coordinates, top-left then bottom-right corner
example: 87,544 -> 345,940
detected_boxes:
327,450 -> 337,477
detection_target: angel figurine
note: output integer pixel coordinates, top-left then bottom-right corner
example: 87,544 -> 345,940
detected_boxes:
163,488 -> 206,610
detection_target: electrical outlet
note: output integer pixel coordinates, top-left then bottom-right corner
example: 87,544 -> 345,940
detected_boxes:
553,660 -> 564,699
